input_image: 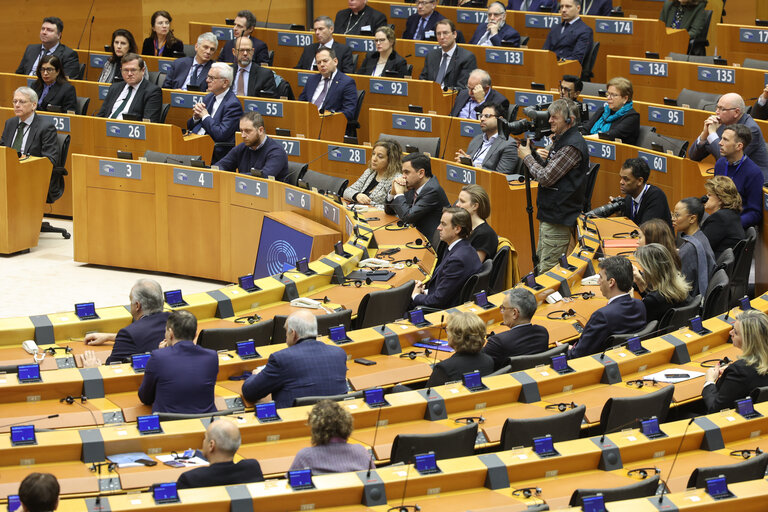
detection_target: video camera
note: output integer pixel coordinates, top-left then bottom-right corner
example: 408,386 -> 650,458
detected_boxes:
585,196 -> 625,218
501,105 -> 552,140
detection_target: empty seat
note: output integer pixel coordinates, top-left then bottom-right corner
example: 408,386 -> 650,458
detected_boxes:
378,133 -> 440,156
687,453 -> 768,488
197,319 -> 274,351
599,385 -> 674,434
354,281 -> 416,329
499,404 -> 586,449
508,344 -> 568,372
569,475 -> 660,507
390,423 -> 478,464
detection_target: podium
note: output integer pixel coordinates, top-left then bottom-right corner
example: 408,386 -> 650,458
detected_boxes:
0,147 -> 51,254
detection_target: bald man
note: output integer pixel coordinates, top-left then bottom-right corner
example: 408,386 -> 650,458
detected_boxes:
176,420 -> 263,489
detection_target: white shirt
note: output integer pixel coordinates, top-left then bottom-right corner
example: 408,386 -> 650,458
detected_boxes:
182,57 -> 209,91
607,292 -> 630,305
472,133 -> 497,168
630,184 -> 650,216
234,63 -> 252,96
197,88 -> 230,135
110,80 -> 142,119
311,70 -> 337,106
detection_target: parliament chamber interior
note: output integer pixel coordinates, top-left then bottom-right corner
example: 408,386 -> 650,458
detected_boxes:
3,0 -> 768,510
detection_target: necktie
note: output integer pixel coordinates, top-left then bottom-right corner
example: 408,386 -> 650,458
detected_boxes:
477,30 -> 492,46
673,7 -> 684,29
412,190 -> 419,206
415,18 -> 427,40
632,200 -> 639,219
521,0 -> 531,11
110,85 -> 134,118
237,67 -> 246,95
31,48 -> 47,75
313,78 -> 329,108
190,64 -> 201,87
11,122 -> 25,152
435,53 -> 449,86
561,21 -> 570,34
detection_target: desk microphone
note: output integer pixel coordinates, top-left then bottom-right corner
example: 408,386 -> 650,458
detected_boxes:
425,314 -> 445,396
599,324 -> 675,360
366,401 -> 384,478
263,0 -> 275,28
76,0 -> 96,49
658,417 -> 695,504
388,447 -> 420,512
0,414 -> 60,430
440,89 -> 459,160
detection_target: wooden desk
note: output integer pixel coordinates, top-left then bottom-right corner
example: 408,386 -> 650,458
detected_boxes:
0,149 -> 51,254
717,23 -> 768,66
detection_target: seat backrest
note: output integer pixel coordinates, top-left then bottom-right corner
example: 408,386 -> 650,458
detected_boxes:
488,364 -> 512,376
508,344 -> 568,372
159,103 -> 171,124
520,35 -> 530,46
713,248 -> 735,278
55,133 -> 71,169
676,88 -> 720,111
687,453 -> 768,489
352,89 -> 365,122
701,269 -> 730,318
285,161 -> 308,186
499,404 -> 586,450
730,227 -> 757,305
604,320 -> 658,350
582,162 -> 601,213
300,169 -> 349,197
157,409 -> 237,422
751,385 -> 768,403
390,423 -> 478,464
271,315 -> 288,344
743,58 -> 768,70
197,319 -> 275,351
458,274 -> 480,305
580,82 -> 606,97
580,41 -> 600,82
183,44 -> 195,58
378,133 -> 441,157
599,384 -> 674,434
488,245 -> 510,294
267,50 -> 275,66
143,150 -> 201,166
355,280 -> 416,329
293,390 -> 363,407
317,309 -> 353,337
351,53 -> 359,70
657,133 -> 690,157
471,259 -> 494,297
76,96 -> 90,116
569,475 -> 660,507
77,62 -> 86,80
658,294 -> 702,330
635,124 -> 657,150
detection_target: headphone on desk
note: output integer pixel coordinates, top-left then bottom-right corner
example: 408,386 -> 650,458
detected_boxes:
545,402 -> 577,412
235,313 -> 262,324
512,487 -> 541,498
613,230 -> 640,239
627,467 -> 660,479
46,346 -> 73,356
399,349 -> 432,360
547,309 -> 577,320
730,448 -> 763,459
61,395 -> 87,404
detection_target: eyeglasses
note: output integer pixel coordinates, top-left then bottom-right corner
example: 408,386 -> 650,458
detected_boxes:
206,75 -> 222,81
122,68 -> 140,75
487,11 -> 504,17
605,92 -> 621,98
479,113 -> 495,119
715,105 -> 738,112
40,67 -> 56,73
236,48 -> 254,53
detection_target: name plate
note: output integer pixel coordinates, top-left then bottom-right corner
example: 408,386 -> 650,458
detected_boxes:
99,85 -> 110,100
392,114 -> 432,132
525,14 -> 560,28
390,5 -> 416,18
582,98 -> 604,113
323,200 -> 340,223
285,189 -> 311,210
279,139 -> 301,156
515,91 -> 553,106
106,122 -> 145,139
697,66 -> 735,84
211,26 -> 234,40
370,79 -> 408,96
345,37 -> 375,52
297,72 -> 313,87
173,168 -> 213,188
278,32 -> 313,47
99,159 -> 141,179
485,49 -> 524,65
235,177 -> 268,198
90,54 -> 108,68
595,19 -> 633,34
638,151 -> 668,173
244,99 -> 283,117
157,60 -> 174,74
629,61 -> 668,77
170,92 -> 206,108
329,146 -> 366,164
648,106 -> 684,125
414,43 -> 439,57
40,114 -> 70,132
460,121 -> 480,138
446,164 -> 476,185
739,28 -> 768,43
587,141 -> 616,160
456,9 -> 487,24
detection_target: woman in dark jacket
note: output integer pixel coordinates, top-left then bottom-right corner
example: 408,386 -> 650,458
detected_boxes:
701,175 -> 746,261
425,311 -> 494,387
142,10 -> 184,57
99,29 -> 138,83
633,243 -> 691,324
31,55 -> 77,113
585,76 -> 640,145
357,26 -> 409,78
703,310 -> 768,413
659,0 -> 709,41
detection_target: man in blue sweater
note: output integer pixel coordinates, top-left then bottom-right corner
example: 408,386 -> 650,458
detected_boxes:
216,111 -> 288,180
714,124 -> 764,229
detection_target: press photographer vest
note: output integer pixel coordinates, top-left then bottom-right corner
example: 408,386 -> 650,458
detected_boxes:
536,126 -> 589,227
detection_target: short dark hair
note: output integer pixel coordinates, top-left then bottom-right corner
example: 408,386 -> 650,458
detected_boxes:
505,288 -> 537,320
403,152 -> 432,177
598,256 -> 634,292
121,53 -> 145,69
483,102 -> 506,119
621,158 -> 651,183
43,17 -> 63,34
316,46 -> 337,60
242,110 -> 265,129
724,124 -> 752,147
167,310 -> 197,341
561,74 -> 583,93
436,19 -> 456,32
680,196 -> 705,225
19,473 -> 59,512
443,206 -> 472,238
237,10 -> 257,29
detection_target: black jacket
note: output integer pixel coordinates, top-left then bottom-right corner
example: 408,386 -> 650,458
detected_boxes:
357,51 -> 409,77
622,184 -> 673,231
32,81 -> 78,113
702,359 -> 768,413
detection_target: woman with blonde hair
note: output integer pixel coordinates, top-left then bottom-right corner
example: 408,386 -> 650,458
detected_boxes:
703,310 -> 768,413
455,184 -> 498,262
633,243 -> 691,323
701,175 -> 746,260
425,311 -> 494,387
342,139 -> 402,206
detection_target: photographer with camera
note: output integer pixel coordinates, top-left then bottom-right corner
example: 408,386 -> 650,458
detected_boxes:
517,98 -> 588,274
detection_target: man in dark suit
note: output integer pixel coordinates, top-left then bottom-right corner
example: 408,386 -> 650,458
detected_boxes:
469,2 -> 521,46
482,288 -> 549,370
217,112 -> 288,179
412,207 -> 482,309
335,0 -> 388,35
177,420 -> 264,489
385,152 -> 451,241
298,47 -> 358,121
187,62 -> 244,164
217,10 -> 270,65
542,0 -> 594,64
583,0 -> 613,15
295,16 -> 355,74
507,0 -> 556,12
0,87 -> 57,164
81,279 -> 170,365
230,37 -> 277,97
95,54 -> 162,122
17,17 -> 80,79
420,19 -> 477,89
242,310 -> 347,408
615,158 -> 673,230
567,256 -> 646,358
162,32 -> 217,91
753,84 -> 768,121
450,69 -> 510,119
138,310 -> 219,414
403,0 -> 445,40
455,104 -> 518,174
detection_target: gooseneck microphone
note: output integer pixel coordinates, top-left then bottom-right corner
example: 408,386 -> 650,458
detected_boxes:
366,402 -> 384,478
0,414 -> 60,430
658,417 -> 695,504
425,314 -> 445,396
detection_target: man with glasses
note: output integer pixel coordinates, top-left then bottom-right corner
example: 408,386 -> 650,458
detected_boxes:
335,0 -> 388,36
162,32 -> 217,91
559,74 -> 582,101
295,16 -> 355,74
420,19 -> 477,89
454,104 -> 518,174
0,87 -> 57,164
217,10 -> 270,65
187,62 -> 244,164
95,54 -> 162,122
17,17 -> 80,79
469,2 -> 521,47
230,37 -> 276,97
403,0 -> 445,40
689,92 -> 768,179
450,69 -> 509,119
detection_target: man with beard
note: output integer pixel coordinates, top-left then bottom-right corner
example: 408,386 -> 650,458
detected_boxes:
216,111 -> 288,179
454,103 -> 517,174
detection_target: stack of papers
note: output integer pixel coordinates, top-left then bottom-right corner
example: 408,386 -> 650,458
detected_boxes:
107,452 -> 151,468
642,370 -> 705,383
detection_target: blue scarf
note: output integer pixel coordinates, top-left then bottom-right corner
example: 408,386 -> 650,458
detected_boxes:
590,101 -> 634,135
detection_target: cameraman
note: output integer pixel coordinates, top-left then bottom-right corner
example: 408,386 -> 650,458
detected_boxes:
614,158 -> 672,230
518,98 -> 589,273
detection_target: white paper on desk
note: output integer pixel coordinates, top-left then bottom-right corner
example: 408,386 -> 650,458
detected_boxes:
155,455 -> 210,467
642,369 -> 705,383
107,452 -> 150,468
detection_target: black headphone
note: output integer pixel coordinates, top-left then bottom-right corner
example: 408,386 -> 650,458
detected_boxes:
574,291 -> 595,300
399,349 -> 432,360
512,487 -> 541,498
46,346 -> 73,356
730,448 -> 763,459
547,309 -> 577,320
342,277 -> 372,287
235,313 -> 262,324
61,395 -> 87,404
627,467 -> 660,479
545,402 -> 577,412
454,416 -> 485,424
700,356 -> 731,368
626,379 -> 657,388
89,462 -> 117,473
614,230 -> 640,239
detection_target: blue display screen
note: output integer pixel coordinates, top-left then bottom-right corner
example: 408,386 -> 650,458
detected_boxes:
463,371 -> 483,390
153,483 -> 178,502
736,398 -> 755,417
253,217 -> 314,279
75,302 -> 97,318
238,274 -> 258,292
364,388 -> 386,406
237,340 -> 256,358
690,316 -> 703,332
414,452 -> 438,473
582,495 -> 605,512
10,426 -> 35,445
7,495 -> 21,512
533,435 -> 554,455
164,290 -> 184,306
288,469 -> 313,488
409,309 -> 425,325
131,353 -> 150,370
641,418 -> 660,436
627,337 -> 642,353
329,325 -> 347,342
706,476 -> 729,497
17,364 -> 40,382
551,355 -> 568,372
137,414 -> 161,433
256,402 -> 279,421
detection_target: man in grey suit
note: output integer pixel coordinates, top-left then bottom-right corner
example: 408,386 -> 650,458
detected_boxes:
0,87 -> 57,164
419,19 -> 477,90
455,103 -> 517,174
17,17 -> 80,79
95,54 -> 162,123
